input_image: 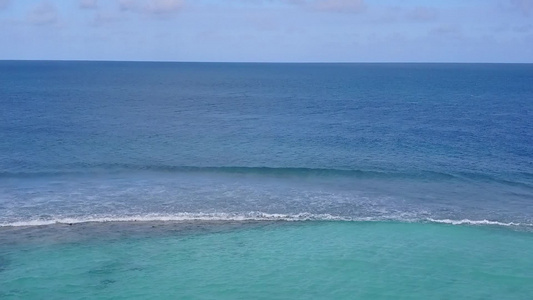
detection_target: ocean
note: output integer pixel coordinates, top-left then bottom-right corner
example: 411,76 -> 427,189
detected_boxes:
0,61 -> 532,299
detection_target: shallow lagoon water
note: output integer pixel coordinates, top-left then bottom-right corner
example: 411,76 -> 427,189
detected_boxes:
1,221 -> 532,299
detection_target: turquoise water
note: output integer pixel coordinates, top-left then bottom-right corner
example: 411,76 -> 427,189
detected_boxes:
1,221 -> 532,299
1,62 -> 532,298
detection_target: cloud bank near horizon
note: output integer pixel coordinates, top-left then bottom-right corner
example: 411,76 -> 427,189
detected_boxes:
0,0 -> 531,62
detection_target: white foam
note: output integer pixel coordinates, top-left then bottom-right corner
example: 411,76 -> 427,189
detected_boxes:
0,213 -> 530,228
0,212 -> 352,227
426,218 -> 524,227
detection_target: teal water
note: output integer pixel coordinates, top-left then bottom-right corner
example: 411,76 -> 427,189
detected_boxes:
1,222 -> 532,299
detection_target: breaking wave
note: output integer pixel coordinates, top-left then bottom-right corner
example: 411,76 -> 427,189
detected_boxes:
1,212 -> 531,229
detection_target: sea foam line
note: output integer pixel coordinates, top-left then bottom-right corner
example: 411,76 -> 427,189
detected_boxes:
0,213 -> 530,228
0,212 -> 351,227
425,218 -> 524,227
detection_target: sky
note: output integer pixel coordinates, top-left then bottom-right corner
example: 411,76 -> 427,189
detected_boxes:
0,0 -> 532,62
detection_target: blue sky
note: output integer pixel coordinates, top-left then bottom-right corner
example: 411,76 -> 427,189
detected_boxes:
0,0 -> 531,62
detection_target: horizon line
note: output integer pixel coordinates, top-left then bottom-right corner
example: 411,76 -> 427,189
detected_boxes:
1,59 -> 532,65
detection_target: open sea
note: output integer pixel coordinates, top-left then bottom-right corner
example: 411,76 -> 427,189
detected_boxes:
0,61 -> 532,299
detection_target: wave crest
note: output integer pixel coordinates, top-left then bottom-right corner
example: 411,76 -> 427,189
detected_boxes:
2,164 -> 530,188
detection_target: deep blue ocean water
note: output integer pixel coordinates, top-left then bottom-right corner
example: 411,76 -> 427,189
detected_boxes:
0,61 -> 532,299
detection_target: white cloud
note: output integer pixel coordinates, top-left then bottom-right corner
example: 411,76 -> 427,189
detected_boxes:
80,0 -> 98,9
244,0 -> 366,13
28,2 -> 58,25
310,0 -> 366,13
148,0 -> 184,14
118,0 -> 138,11
119,0 -> 185,15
